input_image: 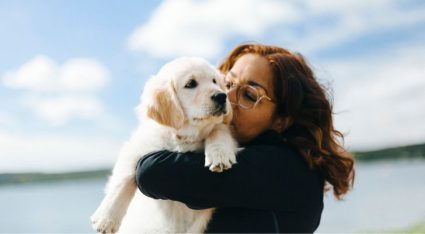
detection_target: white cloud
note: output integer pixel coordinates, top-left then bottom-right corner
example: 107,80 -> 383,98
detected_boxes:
21,95 -> 104,126
288,0 -> 425,53
59,58 -> 109,91
323,42 -> 425,150
127,0 -> 300,59
127,0 -> 425,59
0,131 -> 121,173
0,111 -> 18,127
1,55 -> 110,125
3,55 -> 58,91
2,55 -> 109,92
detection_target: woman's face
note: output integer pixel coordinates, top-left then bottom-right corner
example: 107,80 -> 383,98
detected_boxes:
225,54 -> 280,145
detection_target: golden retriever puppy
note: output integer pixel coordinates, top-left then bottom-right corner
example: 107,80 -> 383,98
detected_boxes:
91,57 -> 237,233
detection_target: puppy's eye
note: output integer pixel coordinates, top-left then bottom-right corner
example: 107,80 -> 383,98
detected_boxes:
184,79 -> 198,89
212,78 -> 216,84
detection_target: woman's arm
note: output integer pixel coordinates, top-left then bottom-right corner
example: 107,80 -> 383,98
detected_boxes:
136,144 -> 321,211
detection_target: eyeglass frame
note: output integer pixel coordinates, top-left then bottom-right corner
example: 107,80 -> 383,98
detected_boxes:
227,82 -> 275,110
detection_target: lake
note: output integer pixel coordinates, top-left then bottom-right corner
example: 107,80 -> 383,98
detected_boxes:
1,159 -> 424,232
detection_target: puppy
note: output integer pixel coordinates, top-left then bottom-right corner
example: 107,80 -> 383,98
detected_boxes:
91,57 -> 238,233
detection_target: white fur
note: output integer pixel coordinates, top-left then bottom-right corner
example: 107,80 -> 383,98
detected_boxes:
91,57 -> 238,233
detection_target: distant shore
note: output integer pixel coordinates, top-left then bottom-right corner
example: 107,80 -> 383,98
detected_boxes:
1,142 -> 424,186
353,142 -> 425,162
0,169 -> 110,186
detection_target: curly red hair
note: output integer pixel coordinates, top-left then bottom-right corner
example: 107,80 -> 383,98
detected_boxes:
219,43 -> 355,199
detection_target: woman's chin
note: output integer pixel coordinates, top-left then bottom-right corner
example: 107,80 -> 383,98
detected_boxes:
229,124 -> 252,145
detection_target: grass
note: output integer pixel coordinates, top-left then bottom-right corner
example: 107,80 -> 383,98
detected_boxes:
364,219 -> 425,233
403,221 -> 425,233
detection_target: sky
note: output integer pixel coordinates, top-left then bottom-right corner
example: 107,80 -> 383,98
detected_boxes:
0,0 -> 424,172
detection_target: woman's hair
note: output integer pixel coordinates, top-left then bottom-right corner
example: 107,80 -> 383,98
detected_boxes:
219,43 -> 355,199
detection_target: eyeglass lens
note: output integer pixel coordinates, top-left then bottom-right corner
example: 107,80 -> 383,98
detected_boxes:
237,85 -> 260,109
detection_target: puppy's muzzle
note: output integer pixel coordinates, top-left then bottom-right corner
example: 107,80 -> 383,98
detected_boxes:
211,92 -> 227,116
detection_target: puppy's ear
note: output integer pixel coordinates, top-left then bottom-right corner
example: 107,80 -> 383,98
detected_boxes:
146,82 -> 185,129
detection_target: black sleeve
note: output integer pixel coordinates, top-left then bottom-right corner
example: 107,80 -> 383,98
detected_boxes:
136,144 -> 319,211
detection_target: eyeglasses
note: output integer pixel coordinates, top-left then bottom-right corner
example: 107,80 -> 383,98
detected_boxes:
227,82 -> 275,110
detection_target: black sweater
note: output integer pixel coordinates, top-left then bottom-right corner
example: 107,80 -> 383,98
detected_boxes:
136,130 -> 324,233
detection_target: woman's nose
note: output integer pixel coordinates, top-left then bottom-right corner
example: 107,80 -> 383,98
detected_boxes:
226,88 -> 237,105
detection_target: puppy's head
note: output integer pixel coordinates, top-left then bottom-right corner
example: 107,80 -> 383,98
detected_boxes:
138,57 -> 232,129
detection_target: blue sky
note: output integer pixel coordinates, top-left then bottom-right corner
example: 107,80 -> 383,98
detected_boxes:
1,0 -> 425,172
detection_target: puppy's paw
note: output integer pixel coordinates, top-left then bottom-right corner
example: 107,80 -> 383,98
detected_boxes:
205,146 -> 237,173
91,209 -> 121,234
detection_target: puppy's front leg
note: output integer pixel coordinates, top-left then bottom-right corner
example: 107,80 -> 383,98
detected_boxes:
91,142 -> 140,233
204,124 -> 238,172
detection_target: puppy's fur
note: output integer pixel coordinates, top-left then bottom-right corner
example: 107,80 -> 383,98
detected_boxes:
91,57 -> 238,233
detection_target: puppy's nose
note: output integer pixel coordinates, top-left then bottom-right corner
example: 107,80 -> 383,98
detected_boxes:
211,92 -> 227,105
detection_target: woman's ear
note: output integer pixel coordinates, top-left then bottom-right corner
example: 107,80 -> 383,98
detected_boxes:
146,81 -> 186,129
272,117 -> 293,133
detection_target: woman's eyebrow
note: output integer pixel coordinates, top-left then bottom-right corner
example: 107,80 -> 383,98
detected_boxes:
229,71 -> 270,94
247,80 -> 269,94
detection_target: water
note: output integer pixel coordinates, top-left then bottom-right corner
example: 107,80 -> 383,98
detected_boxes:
1,160 -> 424,233
0,178 -> 106,233
317,159 -> 425,232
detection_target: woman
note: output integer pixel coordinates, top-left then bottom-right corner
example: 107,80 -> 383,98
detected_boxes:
136,43 -> 355,233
